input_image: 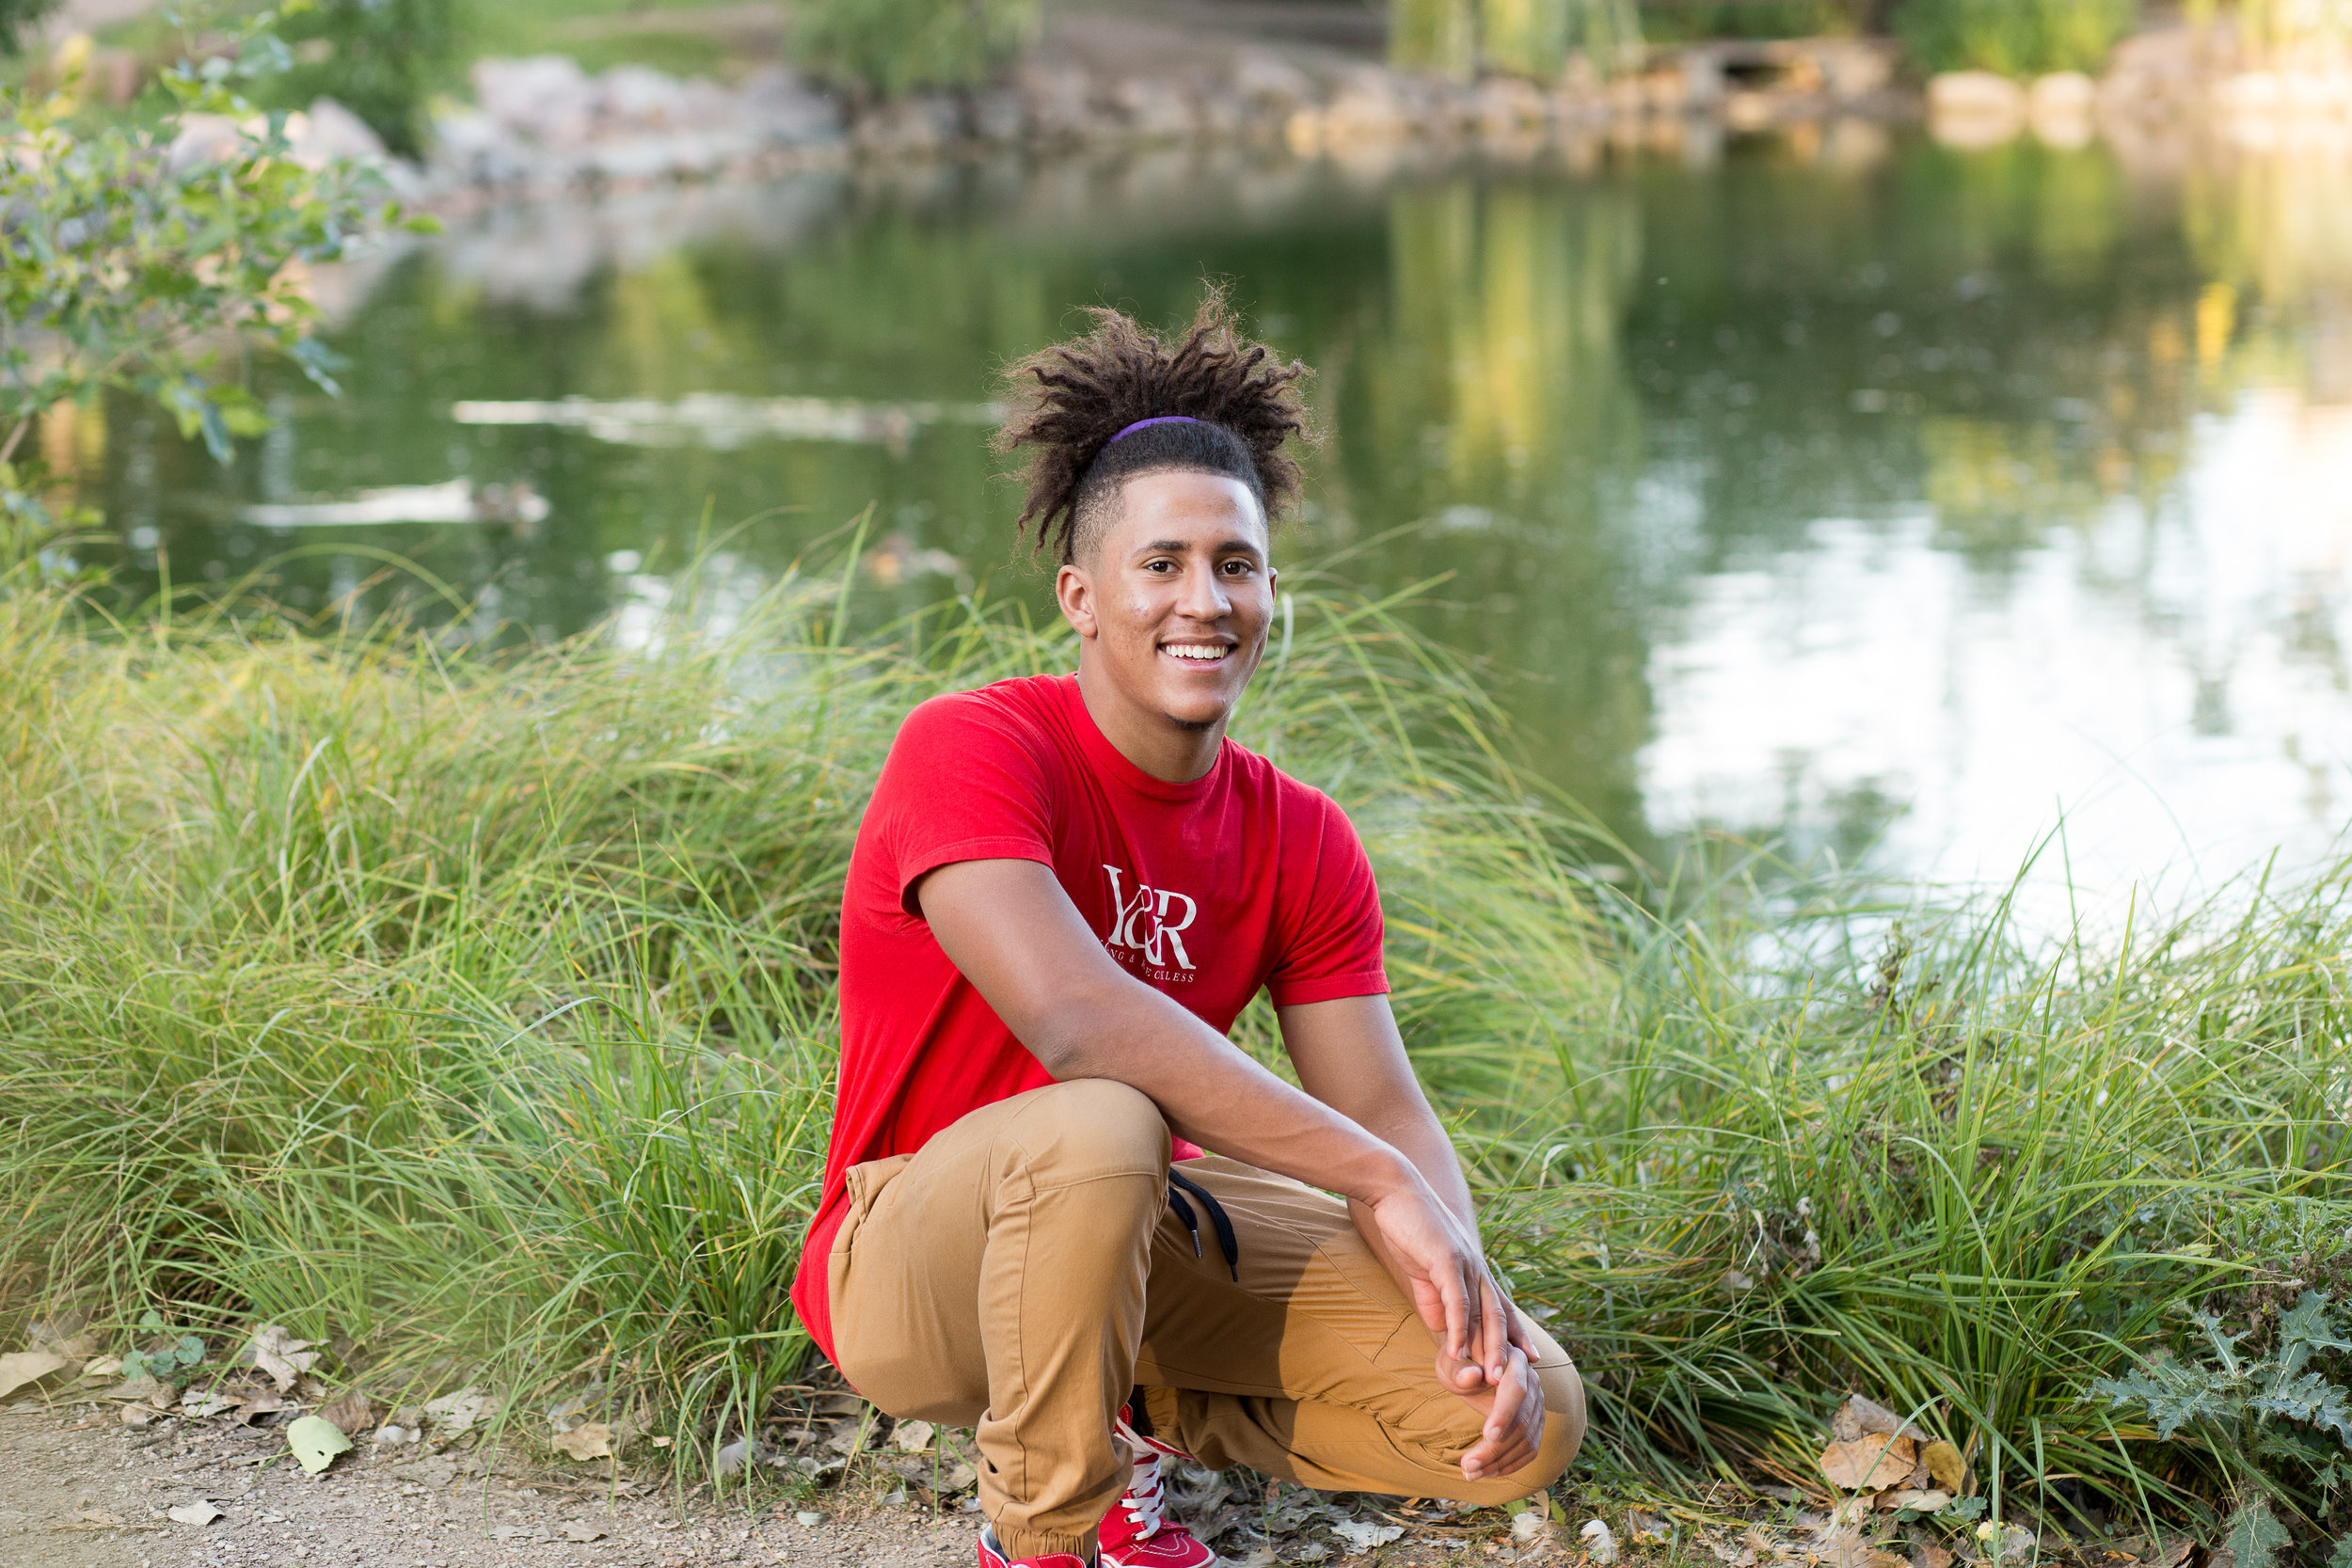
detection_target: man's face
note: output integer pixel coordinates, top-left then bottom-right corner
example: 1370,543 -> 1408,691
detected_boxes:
1057,470 -> 1277,734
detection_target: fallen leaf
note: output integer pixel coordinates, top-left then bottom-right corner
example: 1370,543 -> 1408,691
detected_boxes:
102,1374 -> 176,1408
0,1350 -> 72,1402
1820,1434 -> 1916,1492
287,1414 -> 353,1474
76,1507 -> 126,1527
1913,1548 -> 1954,1568
1842,1395 -> 1930,1442
121,1404 -> 156,1428
943,1461 -> 978,1491
1331,1519 -> 1405,1553
2156,1539 -> 2197,1568
553,1421 -> 613,1462
563,1522 -> 610,1542
248,1325 -> 318,1391
815,1393 -> 867,1415
179,1387 -> 238,1420
893,1418 -> 937,1453
235,1390 -> 285,1425
79,1355 -> 123,1381
421,1385 -> 496,1435
319,1387 -> 374,1435
1628,1511 -> 1672,1545
168,1500 -> 225,1526
1920,1440 -> 1967,1492
1581,1519 -> 1620,1566
1876,1491 -> 1952,1513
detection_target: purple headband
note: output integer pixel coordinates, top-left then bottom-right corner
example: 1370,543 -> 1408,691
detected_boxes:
1106,415 -> 1202,444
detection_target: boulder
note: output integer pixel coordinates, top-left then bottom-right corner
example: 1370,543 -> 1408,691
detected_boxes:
1927,70 -> 2026,147
473,55 -> 595,144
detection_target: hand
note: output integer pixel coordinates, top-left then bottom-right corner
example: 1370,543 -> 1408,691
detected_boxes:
1444,1342 -> 1545,1483
1358,1177 -> 1522,1387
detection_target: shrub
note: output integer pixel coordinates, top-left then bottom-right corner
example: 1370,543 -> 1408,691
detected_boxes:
1895,0 -> 2140,76
265,0 -> 458,158
0,0 -> 61,58
791,0 -> 1039,98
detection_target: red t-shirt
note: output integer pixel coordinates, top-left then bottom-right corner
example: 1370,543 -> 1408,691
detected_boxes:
788,673 -> 1391,1362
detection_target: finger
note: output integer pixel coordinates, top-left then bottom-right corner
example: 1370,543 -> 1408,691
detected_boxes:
1438,1257 -> 1468,1365
1462,1353 -> 1533,1480
1503,1300 -> 1538,1359
1458,1259 -> 1483,1372
1479,1275 -> 1510,1380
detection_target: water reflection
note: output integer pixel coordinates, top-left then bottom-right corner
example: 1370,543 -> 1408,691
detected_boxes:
76,127 -> 2352,896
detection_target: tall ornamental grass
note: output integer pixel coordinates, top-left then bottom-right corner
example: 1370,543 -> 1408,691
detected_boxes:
1,561 -> 2347,1532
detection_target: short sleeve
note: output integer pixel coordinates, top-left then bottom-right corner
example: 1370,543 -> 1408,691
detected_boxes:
867,694 -> 1057,917
1265,792 -> 1389,1006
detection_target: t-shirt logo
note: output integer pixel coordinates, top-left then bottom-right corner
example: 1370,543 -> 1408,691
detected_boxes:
1101,864 -> 1200,974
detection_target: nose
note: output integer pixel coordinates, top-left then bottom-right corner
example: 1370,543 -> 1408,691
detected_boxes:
1176,559 -> 1231,622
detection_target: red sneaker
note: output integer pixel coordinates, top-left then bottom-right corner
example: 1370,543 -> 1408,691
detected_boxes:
1098,1410 -> 1216,1568
978,1526 -> 1091,1568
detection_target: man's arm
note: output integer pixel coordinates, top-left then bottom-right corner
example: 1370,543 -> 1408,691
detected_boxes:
1280,993 -> 1547,1479
915,857 -> 1518,1395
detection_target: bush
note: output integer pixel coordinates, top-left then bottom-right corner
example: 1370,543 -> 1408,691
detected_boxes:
1895,0 -> 2140,76
0,0 -> 61,58
791,0 -> 1039,98
1392,0 -> 1643,79
266,0 -> 457,158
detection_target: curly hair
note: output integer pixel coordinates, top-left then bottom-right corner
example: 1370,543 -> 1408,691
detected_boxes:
994,288 -> 1311,564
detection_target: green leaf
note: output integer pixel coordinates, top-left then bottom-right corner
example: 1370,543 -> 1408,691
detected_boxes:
119,1348 -> 150,1382
2324,1533 -> 2352,1568
172,1336 -> 205,1368
137,1309 -> 166,1331
287,1415 -> 353,1475
2223,1499 -> 2290,1568
2090,1359 -> 2228,1440
2283,1291 -> 2352,1356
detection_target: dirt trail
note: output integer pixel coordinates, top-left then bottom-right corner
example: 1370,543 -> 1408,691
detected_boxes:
0,1398 -> 977,1568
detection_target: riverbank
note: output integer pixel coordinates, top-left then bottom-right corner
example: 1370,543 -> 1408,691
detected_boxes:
2,563 -> 2345,1556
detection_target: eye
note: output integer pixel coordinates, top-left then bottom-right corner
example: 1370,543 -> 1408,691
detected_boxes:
1145,558 -> 1176,574
1221,559 -> 1257,576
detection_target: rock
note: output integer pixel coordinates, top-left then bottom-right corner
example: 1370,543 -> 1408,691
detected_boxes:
287,98 -> 387,166
1470,75 -> 1549,135
969,88 -> 1026,145
2028,71 -> 2097,146
1111,77 -> 1197,141
1927,71 -> 2026,148
473,55 -> 595,144
1232,50 -> 1314,112
852,95 -> 962,157
1019,63 -> 1100,144
739,67 -> 846,144
598,64 -> 691,128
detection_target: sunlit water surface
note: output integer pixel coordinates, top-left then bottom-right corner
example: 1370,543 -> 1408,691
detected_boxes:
73,127 -> 2352,916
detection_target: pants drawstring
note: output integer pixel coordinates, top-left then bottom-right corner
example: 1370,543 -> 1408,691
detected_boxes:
1166,1170 -> 1239,1281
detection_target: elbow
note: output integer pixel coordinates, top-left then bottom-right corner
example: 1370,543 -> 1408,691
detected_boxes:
1021,985 -> 1127,1080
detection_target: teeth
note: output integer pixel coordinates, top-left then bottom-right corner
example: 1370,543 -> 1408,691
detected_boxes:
1165,644 -> 1227,661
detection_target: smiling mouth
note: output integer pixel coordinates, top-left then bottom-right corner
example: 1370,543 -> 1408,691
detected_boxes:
1159,641 -> 1233,666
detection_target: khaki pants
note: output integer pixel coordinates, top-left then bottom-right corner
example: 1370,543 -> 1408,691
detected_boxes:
826,1079 -> 1586,1560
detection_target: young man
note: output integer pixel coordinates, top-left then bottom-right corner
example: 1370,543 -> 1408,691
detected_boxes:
789,295 -> 1585,1568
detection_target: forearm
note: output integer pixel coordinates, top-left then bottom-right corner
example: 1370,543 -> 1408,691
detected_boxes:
1038,983 -> 1422,1207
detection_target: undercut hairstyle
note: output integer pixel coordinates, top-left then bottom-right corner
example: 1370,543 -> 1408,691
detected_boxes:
995,289 -> 1311,565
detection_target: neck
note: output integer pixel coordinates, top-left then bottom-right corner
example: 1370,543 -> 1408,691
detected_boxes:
1073,657 -> 1227,783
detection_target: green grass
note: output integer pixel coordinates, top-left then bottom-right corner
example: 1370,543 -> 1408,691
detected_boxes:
1,556 -> 2347,1542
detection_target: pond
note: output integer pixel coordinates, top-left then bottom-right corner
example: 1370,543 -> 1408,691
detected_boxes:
74,125 -> 2352,907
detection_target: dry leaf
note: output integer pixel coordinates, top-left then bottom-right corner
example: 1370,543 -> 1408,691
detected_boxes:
180,1386 -> 238,1419
2156,1540 -> 2197,1568
1820,1434 -> 1916,1492
79,1355 -> 122,1381
237,1389 -> 285,1424
319,1388 -> 374,1435
121,1403 -> 156,1428
168,1500 -> 225,1526
1913,1548 -> 1954,1568
563,1522 -> 610,1542
1629,1511 -> 1672,1545
422,1385 -> 495,1435
1876,1490 -> 1952,1513
553,1421 -> 613,1462
943,1461 -> 978,1491
248,1325 -> 318,1392
1843,1395 -> 1930,1442
1920,1440 -> 1967,1492
0,1349 -> 72,1402
893,1418 -> 937,1453
76,1506 -> 126,1527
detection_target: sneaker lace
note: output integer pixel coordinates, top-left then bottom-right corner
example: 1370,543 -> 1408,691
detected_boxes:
1120,1449 -> 1168,1538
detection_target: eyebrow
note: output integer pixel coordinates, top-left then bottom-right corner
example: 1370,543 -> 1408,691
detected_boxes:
1140,538 -> 1263,556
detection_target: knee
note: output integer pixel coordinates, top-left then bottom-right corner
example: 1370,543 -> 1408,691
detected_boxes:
1004,1078 -> 1172,1186
1529,1361 -> 1587,1482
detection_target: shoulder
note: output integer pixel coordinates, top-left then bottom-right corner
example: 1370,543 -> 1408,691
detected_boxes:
894,674 -> 1073,754
1222,742 -> 1364,848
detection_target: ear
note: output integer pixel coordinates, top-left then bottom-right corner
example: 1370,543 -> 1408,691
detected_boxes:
1056,561 -> 1100,641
